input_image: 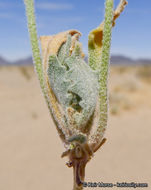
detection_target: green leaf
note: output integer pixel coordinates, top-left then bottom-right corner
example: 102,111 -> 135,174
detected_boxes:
48,35 -> 99,132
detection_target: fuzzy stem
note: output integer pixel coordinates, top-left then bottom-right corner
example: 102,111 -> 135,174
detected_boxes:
96,0 -> 114,141
24,0 -> 45,93
88,0 -> 127,147
23,0 -> 70,143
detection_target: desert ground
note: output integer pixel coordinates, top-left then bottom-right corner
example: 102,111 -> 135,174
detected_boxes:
0,65 -> 151,189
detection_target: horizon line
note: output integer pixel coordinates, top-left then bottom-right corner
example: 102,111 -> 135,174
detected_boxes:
1,54 -> 151,63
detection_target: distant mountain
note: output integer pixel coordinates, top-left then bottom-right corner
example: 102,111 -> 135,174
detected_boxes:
136,59 -> 151,65
0,57 -> 11,65
0,56 -> 33,66
86,55 -> 151,65
13,57 -> 33,65
110,55 -> 151,65
111,55 -> 135,64
0,55 -> 151,65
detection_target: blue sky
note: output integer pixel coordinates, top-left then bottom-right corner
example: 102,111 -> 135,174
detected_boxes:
0,0 -> 151,61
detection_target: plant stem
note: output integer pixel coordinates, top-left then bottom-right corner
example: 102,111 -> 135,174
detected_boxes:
24,0 -> 71,142
24,0 -> 45,93
73,163 -> 86,190
95,0 -> 114,143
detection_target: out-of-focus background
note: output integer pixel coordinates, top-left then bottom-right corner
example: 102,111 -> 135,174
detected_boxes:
0,0 -> 151,189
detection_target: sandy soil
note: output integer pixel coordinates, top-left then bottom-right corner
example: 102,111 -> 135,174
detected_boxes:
0,65 -> 151,190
